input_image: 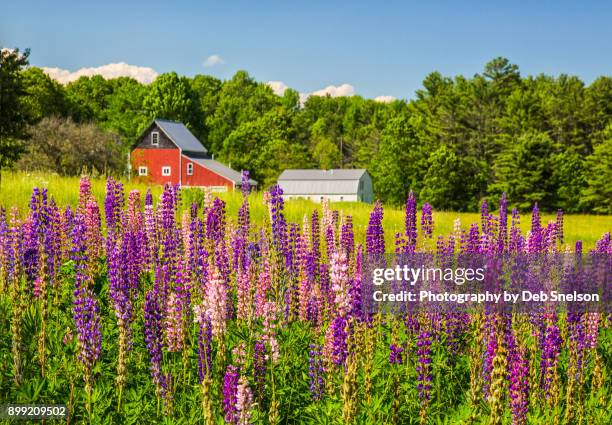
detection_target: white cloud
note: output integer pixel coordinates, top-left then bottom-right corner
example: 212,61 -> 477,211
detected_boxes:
42,62 -> 158,84
203,54 -> 225,67
310,83 -> 356,98
267,81 -> 289,96
374,95 -> 396,103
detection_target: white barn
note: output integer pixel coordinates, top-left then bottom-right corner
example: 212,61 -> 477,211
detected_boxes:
277,169 -> 374,203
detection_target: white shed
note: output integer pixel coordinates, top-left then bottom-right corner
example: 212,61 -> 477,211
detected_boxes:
277,169 -> 373,203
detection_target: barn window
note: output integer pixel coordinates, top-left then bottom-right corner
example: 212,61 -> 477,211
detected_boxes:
138,166 -> 148,176
151,131 -> 159,146
187,163 -> 193,175
162,166 -> 171,176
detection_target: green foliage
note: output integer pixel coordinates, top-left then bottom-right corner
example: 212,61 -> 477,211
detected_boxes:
0,48 -> 30,172
581,128 -> 612,214
16,117 -> 124,176
491,132 -> 557,210
3,53 -> 612,212
420,146 -> 487,211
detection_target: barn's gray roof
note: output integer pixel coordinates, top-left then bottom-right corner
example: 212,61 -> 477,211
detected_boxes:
278,169 -> 367,181
187,155 -> 257,185
156,119 -> 207,153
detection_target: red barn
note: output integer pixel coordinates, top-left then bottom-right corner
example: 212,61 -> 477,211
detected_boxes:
130,119 -> 256,191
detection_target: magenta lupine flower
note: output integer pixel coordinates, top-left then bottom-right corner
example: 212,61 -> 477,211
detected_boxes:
366,201 -> 385,255
308,344 -> 324,400
255,260 -> 271,318
540,324 -> 562,398
223,364 -> 240,424
252,340 -> 267,402
421,203 -> 433,239
389,344 -> 404,364
508,336 -> 529,425
416,330 -> 433,400
236,376 -> 254,425
203,267 -> 228,337
330,251 -> 350,316
482,325 -> 497,397
236,267 -> 252,321
405,191 -> 417,252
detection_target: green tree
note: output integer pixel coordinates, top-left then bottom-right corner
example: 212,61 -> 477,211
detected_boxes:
370,115 -> 426,205
581,127 -> 612,213
0,47 -> 30,180
103,77 -> 148,147
65,74 -> 113,122
143,72 -> 196,124
16,116 -> 124,176
420,145 -> 487,211
21,67 -> 67,121
491,132 -> 557,210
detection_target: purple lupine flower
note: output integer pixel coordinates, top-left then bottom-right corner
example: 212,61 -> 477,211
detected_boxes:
324,315 -> 348,366
241,170 -> 251,197
405,191 -> 417,251
223,364 -> 240,424
308,344 -> 325,400
74,290 -> 102,368
416,330 -> 432,400
197,316 -> 213,382
480,199 -> 490,235
104,177 -> 124,237
389,344 -> 404,365
528,203 -> 542,253
311,210 -> 320,265
498,193 -> 508,253
366,201 -> 385,255
421,202 -> 433,239
555,209 -> 564,244
267,185 -> 288,261
509,208 -> 523,252
340,216 -> 354,258
253,340 -> 267,400
144,290 -> 164,390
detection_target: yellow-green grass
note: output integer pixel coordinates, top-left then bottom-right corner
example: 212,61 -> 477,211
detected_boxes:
1,171 -> 610,249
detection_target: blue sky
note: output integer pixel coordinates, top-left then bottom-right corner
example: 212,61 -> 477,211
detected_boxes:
2,0 -> 611,99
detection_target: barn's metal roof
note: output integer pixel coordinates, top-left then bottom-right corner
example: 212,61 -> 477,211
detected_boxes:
186,155 -> 257,185
278,169 -> 367,181
156,119 -> 207,153
279,180 -> 361,195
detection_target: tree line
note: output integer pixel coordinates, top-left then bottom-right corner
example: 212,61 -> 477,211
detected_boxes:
1,49 -> 611,213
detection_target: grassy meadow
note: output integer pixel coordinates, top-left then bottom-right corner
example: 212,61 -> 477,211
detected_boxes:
1,171 -> 610,248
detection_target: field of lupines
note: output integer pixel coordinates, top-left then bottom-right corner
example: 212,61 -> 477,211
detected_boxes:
0,172 -> 610,424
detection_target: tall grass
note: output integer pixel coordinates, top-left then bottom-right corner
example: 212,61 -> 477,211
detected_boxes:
1,171 -> 610,248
